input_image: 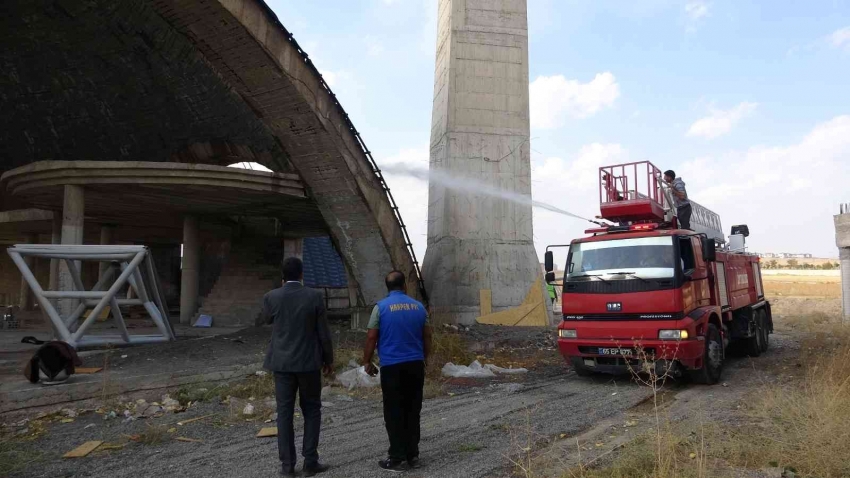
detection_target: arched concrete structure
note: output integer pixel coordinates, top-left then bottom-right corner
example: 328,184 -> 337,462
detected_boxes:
0,0 -> 425,312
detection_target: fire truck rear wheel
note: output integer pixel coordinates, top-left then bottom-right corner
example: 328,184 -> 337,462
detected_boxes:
758,310 -> 769,353
690,323 -> 723,385
745,311 -> 764,357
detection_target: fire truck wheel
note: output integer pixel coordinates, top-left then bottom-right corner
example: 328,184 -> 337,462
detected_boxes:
569,357 -> 594,377
758,310 -> 769,353
690,323 -> 723,385
745,311 -> 764,357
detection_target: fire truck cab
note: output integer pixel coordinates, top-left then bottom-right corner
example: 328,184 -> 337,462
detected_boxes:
545,161 -> 772,384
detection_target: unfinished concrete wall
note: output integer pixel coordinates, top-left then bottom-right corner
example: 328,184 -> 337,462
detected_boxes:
836,204 -> 850,321
423,0 -> 541,324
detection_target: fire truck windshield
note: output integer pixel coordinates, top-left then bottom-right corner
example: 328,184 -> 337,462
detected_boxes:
566,236 -> 675,280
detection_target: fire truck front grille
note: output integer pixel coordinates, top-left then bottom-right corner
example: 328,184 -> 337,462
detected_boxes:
563,279 -> 677,294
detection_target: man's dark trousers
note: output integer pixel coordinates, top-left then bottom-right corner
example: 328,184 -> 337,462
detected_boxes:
275,371 -> 322,470
380,360 -> 425,462
677,204 -> 693,230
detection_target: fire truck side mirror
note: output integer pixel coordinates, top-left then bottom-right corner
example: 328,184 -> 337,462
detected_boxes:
544,251 -> 554,272
545,272 -> 556,283
703,240 -> 717,262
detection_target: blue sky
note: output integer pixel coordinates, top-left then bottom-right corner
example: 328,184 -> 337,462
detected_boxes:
263,0 -> 850,260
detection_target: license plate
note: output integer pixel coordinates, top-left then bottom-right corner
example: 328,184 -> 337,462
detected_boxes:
598,347 -> 634,356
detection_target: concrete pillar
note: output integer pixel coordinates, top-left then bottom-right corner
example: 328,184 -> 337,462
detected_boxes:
180,216 -> 200,325
47,214 -> 62,338
59,185 -> 84,318
18,233 -> 38,310
99,224 -> 116,281
836,204 -> 850,322
48,214 -> 61,293
422,0 -> 545,324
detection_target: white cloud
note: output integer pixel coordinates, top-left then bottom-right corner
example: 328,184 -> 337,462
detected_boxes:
686,102 -> 757,139
685,1 -> 709,20
829,26 -> 850,49
684,1 -> 710,32
530,72 -> 620,129
679,115 -> 850,257
379,147 -> 430,262
365,36 -> 384,56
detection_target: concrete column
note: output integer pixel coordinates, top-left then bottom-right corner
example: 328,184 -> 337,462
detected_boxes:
840,248 -> 850,322
18,233 -> 38,310
422,0 -> 544,324
180,216 -> 200,325
59,185 -> 85,318
47,214 -> 62,338
99,224 -> 116,281
835,206 -> 850,322
48,214 -> 61,293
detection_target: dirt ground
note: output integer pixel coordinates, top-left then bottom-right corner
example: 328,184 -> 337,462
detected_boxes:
1,281 -> 842,478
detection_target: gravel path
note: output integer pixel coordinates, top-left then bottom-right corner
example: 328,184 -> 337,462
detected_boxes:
7,324 -> 797,478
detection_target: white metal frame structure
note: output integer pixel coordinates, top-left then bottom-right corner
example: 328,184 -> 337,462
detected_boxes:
6,245 -> 175,348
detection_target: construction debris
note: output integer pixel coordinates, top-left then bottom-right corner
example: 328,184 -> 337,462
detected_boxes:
337,365 -> 380,390
442,360 -> 529,378
63,441 -> 103,458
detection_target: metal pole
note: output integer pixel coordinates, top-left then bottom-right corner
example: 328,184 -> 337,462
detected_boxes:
7,250 -> 71,342
71,250 -> 146,344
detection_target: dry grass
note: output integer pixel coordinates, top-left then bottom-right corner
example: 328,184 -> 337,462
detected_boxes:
763,279 -> 841,298
716,325 -> 850,477
569,297 -> 850,478
0,433 -> 45,477
133,423 -> 170,446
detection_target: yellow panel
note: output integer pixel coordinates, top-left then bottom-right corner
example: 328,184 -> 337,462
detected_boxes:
475,277 -> 548,327
479,289 -> 492,316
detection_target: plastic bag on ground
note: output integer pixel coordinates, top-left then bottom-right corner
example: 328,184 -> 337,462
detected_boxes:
485,364 -> 528,375
441,360 -> 496,378
337,366 -> 381,390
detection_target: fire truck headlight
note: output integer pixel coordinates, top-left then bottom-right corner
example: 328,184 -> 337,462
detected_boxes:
658,330 -> 689,340
559,329 -> 577,338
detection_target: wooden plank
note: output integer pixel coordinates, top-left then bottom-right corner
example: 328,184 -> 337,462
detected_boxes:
76,367 -> 103,374
256,427 -> 278,438
176,414 -> 215,426
63,441 -> 103,458
175,437 -> 204,443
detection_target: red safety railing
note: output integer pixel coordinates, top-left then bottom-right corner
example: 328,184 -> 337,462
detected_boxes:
598,161 -> 668,223
599,161 -> 664,208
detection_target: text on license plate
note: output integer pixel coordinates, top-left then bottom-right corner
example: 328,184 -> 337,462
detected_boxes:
598,347 -> 634,356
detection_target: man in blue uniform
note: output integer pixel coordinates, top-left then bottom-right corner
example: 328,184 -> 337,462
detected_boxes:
362,270 -> 432,472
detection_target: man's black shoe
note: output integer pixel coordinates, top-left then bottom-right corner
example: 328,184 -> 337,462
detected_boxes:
378,458 -> 408,472
304,463 -> 330,477
407,457 -> 421,469
280,465 -> 296,477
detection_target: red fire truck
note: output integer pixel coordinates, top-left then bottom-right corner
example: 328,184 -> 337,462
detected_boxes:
544,161 -> 772,384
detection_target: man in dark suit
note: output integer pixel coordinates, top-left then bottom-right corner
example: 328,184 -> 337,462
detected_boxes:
263,257 -> 333,477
